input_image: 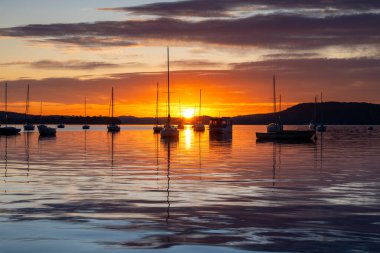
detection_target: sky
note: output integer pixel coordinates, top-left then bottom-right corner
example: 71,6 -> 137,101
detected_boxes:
0,0 -> 379,117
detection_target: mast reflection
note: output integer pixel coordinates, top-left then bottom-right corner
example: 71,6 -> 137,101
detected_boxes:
160,138 -> 177,224
24,132 -> 32,179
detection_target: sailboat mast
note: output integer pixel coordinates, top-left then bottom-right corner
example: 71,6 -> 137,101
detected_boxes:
320,92 -> 323,123
273,76 -> 276,113
199,89 -> 202,118
314,96 -> 317,123
39,101 -> 42,124
25,84 -> 30,123
279,94 -> 282,122
85,96 -> 87,118
156,82 -> 159,125
5,82 -> 8,127
167,47 -> 170,125
111,87 -> 114,120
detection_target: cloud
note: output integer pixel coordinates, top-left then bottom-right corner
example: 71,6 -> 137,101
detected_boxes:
101,0 -> 380,17
169,60 -> 225,69
1,14 -> 380,50
1,60 -> 124,70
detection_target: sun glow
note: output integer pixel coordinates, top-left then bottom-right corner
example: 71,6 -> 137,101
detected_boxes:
183,108 -> 195,119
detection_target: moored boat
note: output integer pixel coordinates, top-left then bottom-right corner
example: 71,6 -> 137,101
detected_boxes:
38,124 -> 56,136
107,87 -> 120,132
256,130 -> 315,140
153,82 -> 163,133
256,76 -> 315,141
316,92 -> 327,132
82,96 -> 90,130
23,84 -> 35,131
209,117 -> 232,134
0,83 -> 21,136
194,89 -> 205,132
160,47 -> 179,139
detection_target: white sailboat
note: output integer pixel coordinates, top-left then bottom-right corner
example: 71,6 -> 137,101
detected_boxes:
0,82 -> 21,135
309,96 -> 317,130
82,96 -> 90,130
23,84 -> 35,131
107,87 -> 120,132
194,89 -> 205,132
161,47 -> 179,139
316,92 -> 327,132
266,75 -> 283,133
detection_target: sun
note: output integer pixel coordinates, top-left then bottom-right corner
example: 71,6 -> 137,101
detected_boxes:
183,108 -> 195,119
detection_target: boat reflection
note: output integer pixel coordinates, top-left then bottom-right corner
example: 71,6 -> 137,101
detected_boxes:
24,132 -> 32,178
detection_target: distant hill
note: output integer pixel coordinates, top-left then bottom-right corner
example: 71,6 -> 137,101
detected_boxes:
1,102 -> 379,125
233,102 -> 380,125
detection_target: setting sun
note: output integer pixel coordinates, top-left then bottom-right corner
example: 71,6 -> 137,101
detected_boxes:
183,108 -> 195,119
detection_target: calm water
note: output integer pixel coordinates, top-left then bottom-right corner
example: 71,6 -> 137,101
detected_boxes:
0,125 -> 379,253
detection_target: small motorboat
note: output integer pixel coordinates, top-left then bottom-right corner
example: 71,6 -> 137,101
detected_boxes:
82,125 -> 90,130
209,117 -> 232,134
38,124 -> 56,136
153,125 -> 163,133
107,123 -> 120,132
57,123 -> 65,128
23,123 -> 35,131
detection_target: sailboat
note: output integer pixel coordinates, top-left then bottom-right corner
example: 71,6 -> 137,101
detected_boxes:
153,82 -> 163,133
23,84 -> 35,131
194,89 -> 205,132
0,83 -> 21,135
316,92 -> 327,132
82,96 -> 90,130
160,47 -> 179,139
256,75 -> 315,140
309,96 -> 317,130
107,87 -> 120,132
37,101 -> 56,136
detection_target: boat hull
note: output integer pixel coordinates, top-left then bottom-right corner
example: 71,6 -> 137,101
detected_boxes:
23,124 -> 35,131
153,126 -> 163,133
82,125 -> 90,130
57,124 -> 65,129
194,125 -> 205,132
107,124 -> 120,132
0,127 -> 21,136
316,125 -> 327,132
160,126 -> 179,138
256,130 -> 315,140
38,125 -> 56,136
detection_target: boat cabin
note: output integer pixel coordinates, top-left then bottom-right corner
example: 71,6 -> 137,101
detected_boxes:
209,117 -> 232,134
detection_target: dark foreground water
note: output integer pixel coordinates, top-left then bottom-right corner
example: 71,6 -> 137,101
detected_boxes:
0,125 -> 379,253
